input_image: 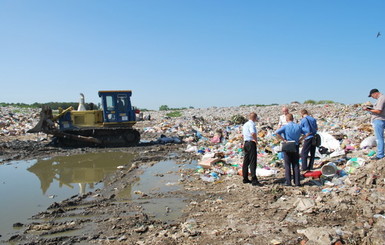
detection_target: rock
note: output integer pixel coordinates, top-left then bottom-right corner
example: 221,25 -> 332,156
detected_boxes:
297,227 -> 337,244
12,222 -> 23,228
362,216 -> 385,244
363,206 -> 374,218
181,219 -> 200,236
134,225 -> 148,233
270,238 -> 283,244
295,198 -> 315,213
365,174 -> 375,186
118,235 -> 128,241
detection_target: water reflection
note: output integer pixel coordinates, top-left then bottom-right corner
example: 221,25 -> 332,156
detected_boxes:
27,152 -> 134,195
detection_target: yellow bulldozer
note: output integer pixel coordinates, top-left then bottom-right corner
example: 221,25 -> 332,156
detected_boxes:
28,90 -> 140,147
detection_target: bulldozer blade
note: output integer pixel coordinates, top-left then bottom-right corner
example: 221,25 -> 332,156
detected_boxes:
28,106 -> 73,134
28,106 -> 55,133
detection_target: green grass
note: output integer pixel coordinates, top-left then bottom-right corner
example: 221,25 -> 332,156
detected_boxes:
304,99 -> 341,104
166,111 -> 182,117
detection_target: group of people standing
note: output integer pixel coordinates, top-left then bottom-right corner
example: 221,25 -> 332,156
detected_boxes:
242,88 -> 385,187
275,108 -> 317,186
241,109 -> 318,187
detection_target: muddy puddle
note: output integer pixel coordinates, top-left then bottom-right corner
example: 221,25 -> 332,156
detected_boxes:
38,159 -> 197,241
1,150 -> 197,242
0,151 -> 134,240
118,160 -> 197,223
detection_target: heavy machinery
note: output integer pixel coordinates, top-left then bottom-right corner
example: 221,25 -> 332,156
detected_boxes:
28,90 -> 140,147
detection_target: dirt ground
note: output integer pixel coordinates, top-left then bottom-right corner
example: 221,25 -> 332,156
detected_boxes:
1,120 -> 385,245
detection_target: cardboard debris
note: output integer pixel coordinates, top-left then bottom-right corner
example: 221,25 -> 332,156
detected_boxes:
198,158 -> 222,169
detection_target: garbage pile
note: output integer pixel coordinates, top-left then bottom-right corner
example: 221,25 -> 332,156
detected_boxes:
140,103 -> 379,190
0,107 -> 41,137
3,103 -> 380,191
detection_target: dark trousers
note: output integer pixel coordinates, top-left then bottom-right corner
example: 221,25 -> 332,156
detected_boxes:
243,141 -> 257,180
301,138 -> 316,171
284,146 -> 300,186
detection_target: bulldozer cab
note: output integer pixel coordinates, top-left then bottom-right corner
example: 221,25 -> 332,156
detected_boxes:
98,90 -> 136,124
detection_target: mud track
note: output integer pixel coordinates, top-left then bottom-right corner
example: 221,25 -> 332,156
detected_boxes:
1,123 -> 385,244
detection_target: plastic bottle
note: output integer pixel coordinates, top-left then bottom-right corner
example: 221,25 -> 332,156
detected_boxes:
209,172 -> 219,178
368,150 -> 376,157
200,175 -> 215,182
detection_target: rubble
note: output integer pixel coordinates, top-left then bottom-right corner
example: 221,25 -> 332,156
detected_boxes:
134,103 -> 385,244
139,103 -> 379,189
2,103 -> 385,244
0,106 -> 41,137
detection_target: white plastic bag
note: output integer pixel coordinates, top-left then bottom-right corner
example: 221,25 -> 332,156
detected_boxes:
360,136 -> 377,149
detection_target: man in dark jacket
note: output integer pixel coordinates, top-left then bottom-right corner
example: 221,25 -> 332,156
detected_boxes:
300,109 -> 318,171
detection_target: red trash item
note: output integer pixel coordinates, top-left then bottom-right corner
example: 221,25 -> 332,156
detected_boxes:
238,169 -> 251,176
238,169 -> 243,176
303,170 -> 322,179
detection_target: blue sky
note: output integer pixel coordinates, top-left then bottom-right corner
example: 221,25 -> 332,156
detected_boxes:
0,1 -> 384,110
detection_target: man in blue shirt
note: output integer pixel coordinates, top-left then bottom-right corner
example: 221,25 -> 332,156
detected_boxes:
242,112 -> 263,186
300,109 -> 318,171
276,114 -> 307,186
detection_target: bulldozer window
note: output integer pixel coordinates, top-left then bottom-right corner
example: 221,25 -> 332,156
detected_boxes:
117,95 -> 127,111
106,96 -> 115,111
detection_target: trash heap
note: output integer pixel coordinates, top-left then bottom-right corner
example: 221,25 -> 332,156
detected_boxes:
5,103 -> 379,190
0,106 -> 41,137
140,103 -> 378,189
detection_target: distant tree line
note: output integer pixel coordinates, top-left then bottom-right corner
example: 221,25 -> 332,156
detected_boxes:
0,102 -> 35,108
240,100 -> 341,107
0,102 -> 96,110
159,105 -> 194,111
0,100 -> 341,111
0,102 -> 154,112
240,103 -> 279,107
303,100 -> 340,105
138,108 -> 150,112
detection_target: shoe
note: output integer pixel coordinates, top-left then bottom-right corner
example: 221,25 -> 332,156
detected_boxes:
282,183 -> 292,187
243,179 -> 252,184
295,184 -> 303,187
370,156 -> 383,161
252,179 -> 263,186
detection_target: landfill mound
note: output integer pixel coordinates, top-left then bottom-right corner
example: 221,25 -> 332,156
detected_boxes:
2,103 -> 385,244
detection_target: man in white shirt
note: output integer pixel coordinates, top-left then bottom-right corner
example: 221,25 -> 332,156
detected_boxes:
278,106 -> 289,128
242,112 -> 263,186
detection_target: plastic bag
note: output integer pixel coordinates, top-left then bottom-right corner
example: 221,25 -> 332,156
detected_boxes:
280,141 -> 296,152
311,134 -> 321,147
